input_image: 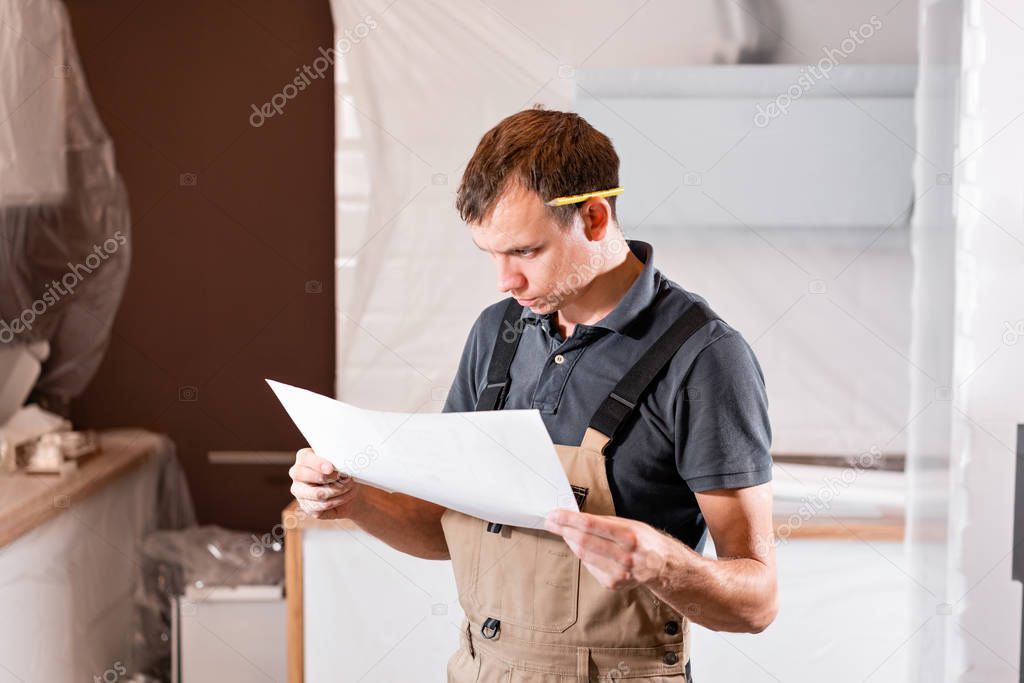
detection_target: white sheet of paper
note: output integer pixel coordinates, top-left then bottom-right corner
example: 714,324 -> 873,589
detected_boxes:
267,379 -> 578,529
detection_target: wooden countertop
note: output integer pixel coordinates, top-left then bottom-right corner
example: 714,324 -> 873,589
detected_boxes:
0,429 -> 168,548
773,514 -> 904,541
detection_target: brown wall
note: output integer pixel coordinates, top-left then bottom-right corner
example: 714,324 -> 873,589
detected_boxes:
67,2 -> 335,532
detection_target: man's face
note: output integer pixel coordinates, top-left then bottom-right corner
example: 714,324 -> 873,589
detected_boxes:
470,184 -> 603,315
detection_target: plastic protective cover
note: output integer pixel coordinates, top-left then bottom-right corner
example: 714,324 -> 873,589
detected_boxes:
141,525 -> 285,590
330,0 -> 915,458
0,0 -> 131,417
136,526 -> 284,679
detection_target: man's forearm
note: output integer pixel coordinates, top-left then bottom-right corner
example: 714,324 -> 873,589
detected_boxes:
349,486 -> 450,560
646,538 -> 777,633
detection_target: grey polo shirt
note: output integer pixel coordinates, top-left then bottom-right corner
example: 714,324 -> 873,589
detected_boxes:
442,240 -> 772,551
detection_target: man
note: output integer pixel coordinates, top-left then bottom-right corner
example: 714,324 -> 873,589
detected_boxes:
289,108 -> 777,681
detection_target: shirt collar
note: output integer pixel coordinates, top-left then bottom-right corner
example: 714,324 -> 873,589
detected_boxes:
519,240 -> 659,335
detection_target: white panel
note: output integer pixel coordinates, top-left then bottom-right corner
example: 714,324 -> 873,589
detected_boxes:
303,527 -> 462,683
178,597 -> 286,682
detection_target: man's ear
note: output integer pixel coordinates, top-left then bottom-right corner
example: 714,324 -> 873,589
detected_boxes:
580,197 -> 611,241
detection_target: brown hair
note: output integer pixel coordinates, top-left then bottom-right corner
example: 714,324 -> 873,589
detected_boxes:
455,107 -> 620,226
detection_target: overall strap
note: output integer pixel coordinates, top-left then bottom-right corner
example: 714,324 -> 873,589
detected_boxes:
586,300 -> 718,451
475,297 -> 525,411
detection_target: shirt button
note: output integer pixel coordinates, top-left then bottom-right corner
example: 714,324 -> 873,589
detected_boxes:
553,354 -> 566,365
664,620 -> 680,636
663,652 -> 679,665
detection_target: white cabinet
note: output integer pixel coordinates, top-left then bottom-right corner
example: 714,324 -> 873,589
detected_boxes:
173,586 -> 286,683
301,527 -> 462,683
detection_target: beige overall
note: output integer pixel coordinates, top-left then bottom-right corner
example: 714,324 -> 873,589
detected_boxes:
441,424 -> 691,681
440,297 -> 714,682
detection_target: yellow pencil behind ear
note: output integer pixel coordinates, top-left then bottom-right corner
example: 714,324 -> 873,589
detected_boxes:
545,186 -> 624,207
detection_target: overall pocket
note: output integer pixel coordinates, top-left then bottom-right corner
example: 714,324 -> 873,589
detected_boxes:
472,525 -> 581,632
442,508 -> 483,609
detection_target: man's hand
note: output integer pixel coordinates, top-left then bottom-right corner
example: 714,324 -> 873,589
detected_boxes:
289,447 -> 361,520
545,482 -> 778,633
288,448 -> 450,559
544,510 -> 673,589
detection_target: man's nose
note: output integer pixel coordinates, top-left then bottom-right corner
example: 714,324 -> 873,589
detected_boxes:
496,258 -> 525,293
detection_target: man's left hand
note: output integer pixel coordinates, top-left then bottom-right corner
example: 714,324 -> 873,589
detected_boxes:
544,509 -> 672,590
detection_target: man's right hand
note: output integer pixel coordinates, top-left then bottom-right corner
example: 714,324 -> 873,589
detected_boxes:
289,447 -> 361,520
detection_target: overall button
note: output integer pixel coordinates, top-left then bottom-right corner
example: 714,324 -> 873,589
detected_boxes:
553,354 -> 566,365
664,620 -> 680,636
663,652 -> 679,665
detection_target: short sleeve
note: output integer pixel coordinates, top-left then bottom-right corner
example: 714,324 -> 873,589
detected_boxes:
675,330 -> 773,492
443,322 -> 483,413
443,304 -> 504,413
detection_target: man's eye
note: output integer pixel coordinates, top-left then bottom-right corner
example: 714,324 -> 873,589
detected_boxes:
514,248 -> 536,257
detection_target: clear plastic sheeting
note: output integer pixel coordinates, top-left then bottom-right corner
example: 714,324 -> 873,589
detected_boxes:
329,0 -> 775,413
329,1 -> 916,459
140,525 -> 284,590
0,0 -> 66,204
0,0 -> 131,418
903,2 -> 962,680
331,0 -> 573,412
135,526 -> 284,680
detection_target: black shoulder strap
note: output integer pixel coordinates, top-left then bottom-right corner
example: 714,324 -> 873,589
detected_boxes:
475,298 -> 525,411
588,300 -> 718,441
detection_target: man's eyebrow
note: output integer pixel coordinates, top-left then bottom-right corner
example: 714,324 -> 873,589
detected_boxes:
472,240 -> 540,254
